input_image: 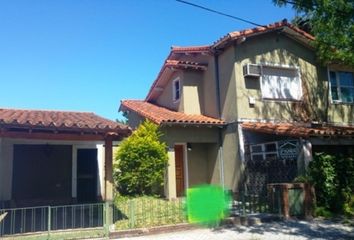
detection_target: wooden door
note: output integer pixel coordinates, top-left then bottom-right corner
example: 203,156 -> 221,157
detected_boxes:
174,145 -> 185,197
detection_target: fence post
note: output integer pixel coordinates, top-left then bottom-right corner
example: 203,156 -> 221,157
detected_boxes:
129,199 -> 135,228
104,201 -> 112,238
241,192 -> 246,216
47,206 -> 51,239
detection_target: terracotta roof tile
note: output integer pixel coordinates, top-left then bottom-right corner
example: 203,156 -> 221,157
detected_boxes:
241,122 -> 354,138
121,100 -> 226,126
0,108 -> 130,133
213,20 -> 314,49
165,60 -> 208,70
171,45 -> 211,53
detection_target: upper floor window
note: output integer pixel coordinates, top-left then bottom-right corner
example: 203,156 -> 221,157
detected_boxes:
173,78 -> 181,102
330,71 -> 354,103
261,65 -> 302,101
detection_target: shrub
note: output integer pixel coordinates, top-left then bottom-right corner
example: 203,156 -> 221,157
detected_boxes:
308,153 -> 338,209
308,152 -> 354,215
114,120 -> 168,196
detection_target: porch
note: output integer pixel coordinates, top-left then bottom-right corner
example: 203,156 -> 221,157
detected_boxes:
161,126 -> 224,199
0,108 -> 131,208
240,121 -> 354,195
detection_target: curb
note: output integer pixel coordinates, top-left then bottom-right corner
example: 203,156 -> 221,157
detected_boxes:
109,223 -> 197,238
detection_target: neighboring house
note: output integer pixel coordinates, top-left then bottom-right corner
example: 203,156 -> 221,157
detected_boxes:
119,20 -> 354,199
0,108 -> 130,207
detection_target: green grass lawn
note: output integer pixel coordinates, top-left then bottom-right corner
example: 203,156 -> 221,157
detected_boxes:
113,196 -> 186,230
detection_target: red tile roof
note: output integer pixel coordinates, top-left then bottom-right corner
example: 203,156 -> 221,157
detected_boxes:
241,122 -> 354,138
121,100 -> 226,126
165,60 -> 207,70
213,19 -> 315,49
171,45 -> 211,54
0,108 -> 130,133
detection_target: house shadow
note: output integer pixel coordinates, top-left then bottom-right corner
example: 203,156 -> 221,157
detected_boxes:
228,219 -> 354,240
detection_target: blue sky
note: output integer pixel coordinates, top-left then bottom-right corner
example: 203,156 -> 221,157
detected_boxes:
0,0 -> 295,120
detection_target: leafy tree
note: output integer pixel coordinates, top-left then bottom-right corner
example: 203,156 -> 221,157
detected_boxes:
273,0 -> 354,65
114,120 -> 168,196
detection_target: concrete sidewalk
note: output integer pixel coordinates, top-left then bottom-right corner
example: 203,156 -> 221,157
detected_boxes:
116,219 -> 354,240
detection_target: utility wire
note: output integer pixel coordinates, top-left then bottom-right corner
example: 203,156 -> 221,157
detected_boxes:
176,0 -> 265,27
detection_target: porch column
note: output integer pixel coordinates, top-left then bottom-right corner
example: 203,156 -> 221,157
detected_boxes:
104,138 -> 113,201
303,140 -> 313,170
165,147 -> 176,200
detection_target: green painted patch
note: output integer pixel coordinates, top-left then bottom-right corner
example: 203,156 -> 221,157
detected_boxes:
186,185 -> 230,225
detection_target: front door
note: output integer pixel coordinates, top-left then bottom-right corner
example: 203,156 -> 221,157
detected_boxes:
77,149 -> 98,202
174,145 -> 185,197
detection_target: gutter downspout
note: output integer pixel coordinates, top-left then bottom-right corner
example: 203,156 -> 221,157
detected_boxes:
214,52 -> 225,189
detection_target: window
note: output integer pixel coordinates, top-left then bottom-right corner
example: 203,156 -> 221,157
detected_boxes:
173,78 -> 181,102
260,65 -> 302,100
329,71 -> 354,103
250,140 -> 299,161
250,142 -> 278,161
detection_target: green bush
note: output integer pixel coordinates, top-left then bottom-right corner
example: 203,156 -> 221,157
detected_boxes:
308,152 -> 354,215
314,206 -> 333,218
114,120 -> 168,196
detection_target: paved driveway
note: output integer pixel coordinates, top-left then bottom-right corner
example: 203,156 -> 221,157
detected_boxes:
118,219 -> 354,240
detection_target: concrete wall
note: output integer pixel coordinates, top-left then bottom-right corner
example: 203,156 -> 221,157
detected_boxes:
0,138 -> 105,202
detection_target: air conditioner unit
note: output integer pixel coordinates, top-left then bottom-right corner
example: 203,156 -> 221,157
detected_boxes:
243,63 -> 261,77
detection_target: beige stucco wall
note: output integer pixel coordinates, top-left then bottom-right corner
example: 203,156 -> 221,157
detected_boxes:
203,58 -> 219,118
219,45 -> 238,121
182,71 -> 204,114
187,143 -> 208,187
126,111 -> 145,129
161,126 -> 219,146
0,138 -> 14,201
206,143 -> 220,185
234,33 -> 327,122
156,71 -> 183,112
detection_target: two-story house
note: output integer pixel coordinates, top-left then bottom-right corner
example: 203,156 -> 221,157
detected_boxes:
120,20 -> 354,199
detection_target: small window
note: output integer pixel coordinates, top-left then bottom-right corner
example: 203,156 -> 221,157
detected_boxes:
261,65 -> 302,100
173,78 -> 181,102
329,71 -> 354,103
250,142 -> 278,161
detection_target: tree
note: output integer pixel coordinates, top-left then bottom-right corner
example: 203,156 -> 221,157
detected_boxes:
273,0 -> 354,66
113,120 -> 168,196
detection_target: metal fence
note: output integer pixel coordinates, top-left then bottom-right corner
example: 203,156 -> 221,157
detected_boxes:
112,197 -> 186,230
231,192 -> 271,216
0,194 -> 279,238
0,203 -> 106,239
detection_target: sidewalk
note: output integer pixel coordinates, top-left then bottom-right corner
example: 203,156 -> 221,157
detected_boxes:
116,219 -> 354,240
